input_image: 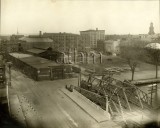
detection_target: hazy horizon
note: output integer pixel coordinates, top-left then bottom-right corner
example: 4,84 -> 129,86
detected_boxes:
1,0 -> 159,35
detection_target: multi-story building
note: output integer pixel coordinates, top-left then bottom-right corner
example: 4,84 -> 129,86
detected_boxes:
97,40 -> 120,55
0,35 -> 23,55
43,32 -> 80,52
19,33 -> 53,51
80,28 -> 105,49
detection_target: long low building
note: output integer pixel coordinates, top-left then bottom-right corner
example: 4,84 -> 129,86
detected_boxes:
9,53 -> 79,81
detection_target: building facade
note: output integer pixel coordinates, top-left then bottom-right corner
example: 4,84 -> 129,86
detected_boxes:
97,40 -> 120,55
18,35 -> 53,51
80,28 -> 105,49
9,53 -> 79,81
0,35 -> 24,56
43,32 -> 80,52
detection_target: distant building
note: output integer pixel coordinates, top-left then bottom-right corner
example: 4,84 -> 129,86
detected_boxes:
0,35 -> 24,54
97,40 -> 120,55
138,34 -> 159,42
26,47 -> 62,62
106,23 -> 156,45
80,28 -> 105,49
10,34 -> 24,41
8,34 -> 24,52
43,32 -> 80,52
105,35 -> 123,40
0,36 -> 10,41
148,22 -> 155,35
19,32 -> 53,51
0,36 -> 10,54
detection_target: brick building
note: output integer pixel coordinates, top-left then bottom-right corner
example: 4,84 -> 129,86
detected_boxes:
80,28 -> 105,49
43,32 -> 80,52
0,35 -> 24,56
9,53 -> 79,81
18,35 -> 53,51
97,40 -> 120,55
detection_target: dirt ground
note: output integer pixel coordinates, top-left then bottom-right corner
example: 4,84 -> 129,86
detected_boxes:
79,55 -> 158,79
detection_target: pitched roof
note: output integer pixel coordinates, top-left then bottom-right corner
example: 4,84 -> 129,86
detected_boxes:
43,32 -> 79,36
33,45 -> 51,50
26,48 -> 46,54
20,56 -> 59,69
19,36 -> 53,43
9,53 -> 32,58
9,53 -> 60,69
80,29 -> 105,32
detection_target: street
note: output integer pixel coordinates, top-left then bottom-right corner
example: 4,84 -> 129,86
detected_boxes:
8,64 -> 160,128
9,69 -> 99,128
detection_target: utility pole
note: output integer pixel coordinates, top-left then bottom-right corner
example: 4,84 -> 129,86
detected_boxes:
159,0 -> 160,33
6,62 -> 12,116
0,0 -> 1,36
7,62 -> 12,86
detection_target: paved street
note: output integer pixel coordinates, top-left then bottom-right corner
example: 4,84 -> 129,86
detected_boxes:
8,65 -> 160,128
9,69 -> 103,128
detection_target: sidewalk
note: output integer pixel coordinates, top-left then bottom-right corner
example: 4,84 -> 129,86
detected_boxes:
61,88 -> 110,123
10,94 -> 26,127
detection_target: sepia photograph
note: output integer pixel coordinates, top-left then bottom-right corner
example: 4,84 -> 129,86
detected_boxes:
0,0 -> 160,128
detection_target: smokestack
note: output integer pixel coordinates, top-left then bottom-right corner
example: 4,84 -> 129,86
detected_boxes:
96,28 -> 98,31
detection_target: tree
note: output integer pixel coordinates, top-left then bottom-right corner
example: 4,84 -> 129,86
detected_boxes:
120,45 -> 141,81
18,43 -> 23,52
145,43 -> 160,78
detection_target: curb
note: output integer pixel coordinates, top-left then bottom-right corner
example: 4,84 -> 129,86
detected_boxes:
61,88 -> 109,123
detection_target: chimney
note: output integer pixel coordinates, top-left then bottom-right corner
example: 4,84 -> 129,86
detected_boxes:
39,31 -> 42,37
96,28 -> 98,31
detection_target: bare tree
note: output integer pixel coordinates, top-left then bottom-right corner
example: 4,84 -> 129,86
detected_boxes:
145,43 -> 160,78
120,45 -> 141,81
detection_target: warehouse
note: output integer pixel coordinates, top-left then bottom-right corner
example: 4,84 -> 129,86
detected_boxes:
26,47 -> 62,62
8,53 -> 77,81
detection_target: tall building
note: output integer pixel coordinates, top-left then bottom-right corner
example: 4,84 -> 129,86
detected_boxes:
97,40 -> 120,55
80,28 -> 105,49
148,22 -> 155,35
19,32 -> 53,51
43,32 -> 80,52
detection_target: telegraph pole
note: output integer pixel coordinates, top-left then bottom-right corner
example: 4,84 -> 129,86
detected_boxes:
0,0 -> 1,36
158,0 -> 160,126
159,0 -> 160,33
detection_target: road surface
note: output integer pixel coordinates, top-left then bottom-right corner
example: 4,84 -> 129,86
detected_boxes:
9,69 -> 102,128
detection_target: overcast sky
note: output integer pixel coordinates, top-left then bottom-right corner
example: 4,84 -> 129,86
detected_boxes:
1,0 -> 159,35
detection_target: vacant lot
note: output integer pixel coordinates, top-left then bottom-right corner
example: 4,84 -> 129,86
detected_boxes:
79,55 -> 159,81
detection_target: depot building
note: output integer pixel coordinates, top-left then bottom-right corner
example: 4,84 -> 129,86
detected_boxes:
8,53 -> 79,81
